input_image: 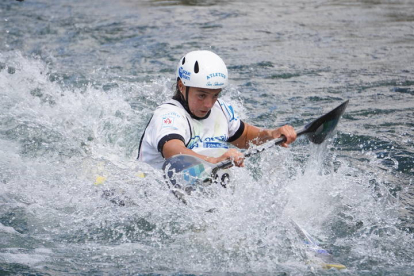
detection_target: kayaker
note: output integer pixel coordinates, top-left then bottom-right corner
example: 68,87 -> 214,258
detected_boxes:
138,50 -> 296,169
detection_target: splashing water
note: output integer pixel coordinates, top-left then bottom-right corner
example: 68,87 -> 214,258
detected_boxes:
1,0 -> 414,274
1,54 -> 412,275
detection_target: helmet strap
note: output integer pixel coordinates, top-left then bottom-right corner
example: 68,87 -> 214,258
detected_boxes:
173,83 -> 211,120
185,86 -> 190,108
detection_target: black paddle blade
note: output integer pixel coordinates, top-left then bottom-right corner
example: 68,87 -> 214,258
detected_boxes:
302,100 -> 349,144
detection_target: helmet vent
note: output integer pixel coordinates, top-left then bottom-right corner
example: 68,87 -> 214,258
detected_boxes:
194,61 -> 199,73
182,57 -> 186,65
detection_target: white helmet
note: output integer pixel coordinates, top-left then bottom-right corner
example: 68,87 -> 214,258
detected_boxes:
176,50 -> 228,89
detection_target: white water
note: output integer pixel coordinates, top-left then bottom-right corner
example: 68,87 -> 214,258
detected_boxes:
1,52 -> 412,275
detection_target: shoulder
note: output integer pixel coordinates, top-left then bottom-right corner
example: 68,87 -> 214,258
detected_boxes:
149,100 -> 188,130
154,100 -> 186,118
215,99 -> 238,122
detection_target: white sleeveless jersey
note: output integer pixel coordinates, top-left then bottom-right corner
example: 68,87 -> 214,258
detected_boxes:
138,99 -> 244,169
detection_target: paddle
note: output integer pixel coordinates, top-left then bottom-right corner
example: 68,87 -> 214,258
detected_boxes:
162,100 -> 349,190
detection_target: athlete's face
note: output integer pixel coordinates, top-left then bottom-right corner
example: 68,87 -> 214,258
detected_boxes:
187,87 -> 221,117
178,80 -> 221,117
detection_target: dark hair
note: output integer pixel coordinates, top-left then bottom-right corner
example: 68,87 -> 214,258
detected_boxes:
173,78 -> 184,101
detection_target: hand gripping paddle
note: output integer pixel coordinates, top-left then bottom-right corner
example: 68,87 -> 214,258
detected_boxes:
162,100 -> 349,191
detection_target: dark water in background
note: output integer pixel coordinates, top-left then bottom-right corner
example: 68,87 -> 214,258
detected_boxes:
1,0 -> 413,275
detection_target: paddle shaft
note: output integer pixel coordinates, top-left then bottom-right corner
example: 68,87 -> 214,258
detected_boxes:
213,127 -> 308,171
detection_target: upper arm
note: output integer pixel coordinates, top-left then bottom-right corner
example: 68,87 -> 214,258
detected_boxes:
230,122 -> 271,149
149,107 -> 190,155
230,123 -> 253,149
162,139 -> 188,159
162,139 -> 218,163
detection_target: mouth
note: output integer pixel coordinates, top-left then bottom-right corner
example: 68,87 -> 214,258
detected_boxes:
199,110 -> 209,115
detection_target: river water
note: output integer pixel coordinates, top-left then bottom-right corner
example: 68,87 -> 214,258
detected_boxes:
1,0 -> 413,275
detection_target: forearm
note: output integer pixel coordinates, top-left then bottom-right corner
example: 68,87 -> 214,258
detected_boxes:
231,122 -> 297,149
162,139 -> 245,166
162,139 -> 217,163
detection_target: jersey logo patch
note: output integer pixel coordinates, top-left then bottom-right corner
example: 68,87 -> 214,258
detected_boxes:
162,116 -> 175,128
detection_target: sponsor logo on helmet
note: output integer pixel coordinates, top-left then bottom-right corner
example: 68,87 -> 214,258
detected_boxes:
206,81 -> 225,87
178,67 -> 191,80
206,72 -> 226,80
